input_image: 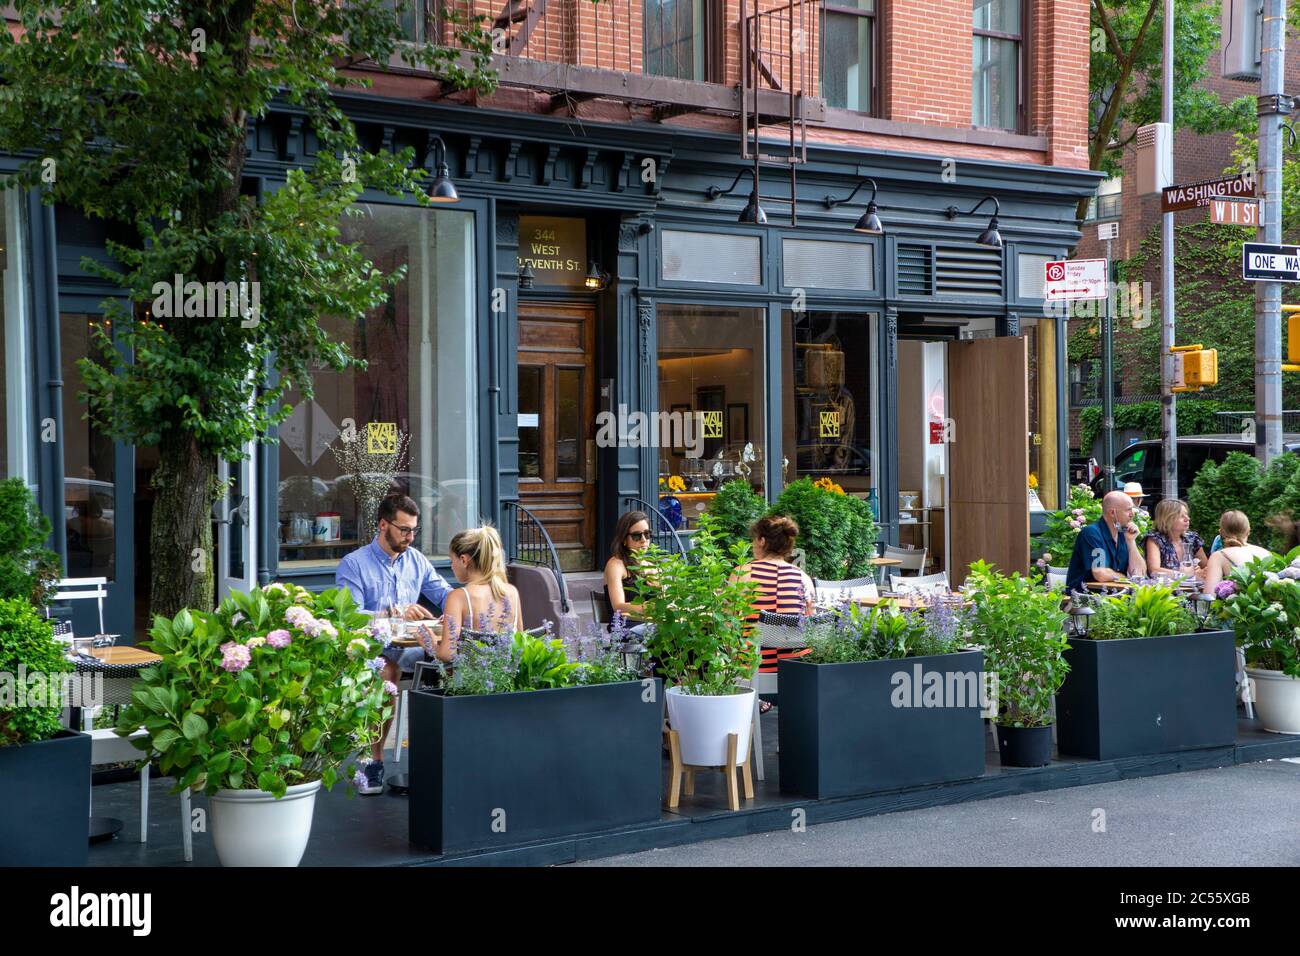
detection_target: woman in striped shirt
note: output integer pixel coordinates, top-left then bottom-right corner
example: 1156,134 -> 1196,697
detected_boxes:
732,515 -> 815,712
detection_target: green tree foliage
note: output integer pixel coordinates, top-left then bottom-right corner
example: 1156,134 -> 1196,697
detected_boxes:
0,2 -> 496,619
0,478 -> 60,607
707,479 -> 767,552
1078,399 -> 1230,457
1187,451 -> 1262,540
1088,1 -> 1252,192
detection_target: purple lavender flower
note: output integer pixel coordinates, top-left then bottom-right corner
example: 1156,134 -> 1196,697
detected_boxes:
352,768 -> 368,789
383,680 -> 399,696
1215,580 -> 1237,599
366,656 -> 386,672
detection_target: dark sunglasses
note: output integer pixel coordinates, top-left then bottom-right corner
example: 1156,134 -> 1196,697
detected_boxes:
628,530 -> 651,541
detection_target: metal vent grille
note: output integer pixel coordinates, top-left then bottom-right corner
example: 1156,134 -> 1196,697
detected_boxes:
1018,253 -> 1051,300
935,244 -> 1003,297
782,239 -> 874,290
896,243 -> 932,296
662,230 -> 761,285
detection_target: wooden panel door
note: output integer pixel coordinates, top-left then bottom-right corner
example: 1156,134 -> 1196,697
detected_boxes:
947,336 -> 1029,587
517,302 -> 597,571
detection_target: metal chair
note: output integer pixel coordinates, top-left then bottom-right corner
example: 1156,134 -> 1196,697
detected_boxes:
745,613 -> 808,782
813,576 -> 878,604
47,577 -> 109,635
590,588 -> 613,628
890,571 -> 950,595
1046,566 -> 1068,589
883,545 -> 927,576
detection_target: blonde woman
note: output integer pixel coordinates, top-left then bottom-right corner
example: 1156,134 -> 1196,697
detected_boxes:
1201,511 -> 1273,596
430,524 -> 523,663
1142,498 -> 1207,579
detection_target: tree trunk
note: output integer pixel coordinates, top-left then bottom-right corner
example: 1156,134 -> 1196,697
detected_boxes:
150,430 -> 217,620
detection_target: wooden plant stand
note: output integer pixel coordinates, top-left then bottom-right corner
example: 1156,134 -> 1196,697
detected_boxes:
664,729 -> 754,812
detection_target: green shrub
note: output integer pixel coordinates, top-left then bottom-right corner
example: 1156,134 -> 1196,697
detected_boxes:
707,479 -> 767,552
1260,456 -> 1300,550
1187,452 -> 1262,542
768,479 -> 877,581
1087,585 -> 1196,641
0,598 -> 73,746
0,478 -> 60,607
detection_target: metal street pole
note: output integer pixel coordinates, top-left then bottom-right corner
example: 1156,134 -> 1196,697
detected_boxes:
1256,0 -> 1287,466
1103,236 -> 1116,488
1159,0 -> 1178,502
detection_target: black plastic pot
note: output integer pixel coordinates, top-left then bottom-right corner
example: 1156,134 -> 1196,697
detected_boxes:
778,651 -> 987,798
408,679 -> 663,854
1055,630 -> 1237,760
0,730 -> 91,865
997,724 -> 1054,768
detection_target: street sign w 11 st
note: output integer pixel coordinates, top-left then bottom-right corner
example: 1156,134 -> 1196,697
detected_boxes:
1242,243 -> 1300,282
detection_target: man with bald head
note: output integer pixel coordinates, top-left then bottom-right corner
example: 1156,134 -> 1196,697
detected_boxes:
1064,490 -> 1148,593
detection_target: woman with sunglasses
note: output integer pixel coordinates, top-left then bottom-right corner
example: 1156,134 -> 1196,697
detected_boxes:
604,510 -> 655,619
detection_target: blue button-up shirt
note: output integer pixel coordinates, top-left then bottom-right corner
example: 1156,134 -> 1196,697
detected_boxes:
1065,518 -> 1130,594
335,538 -> 454,616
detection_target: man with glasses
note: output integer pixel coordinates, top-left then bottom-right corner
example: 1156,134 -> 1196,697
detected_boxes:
336,493 -> 453,794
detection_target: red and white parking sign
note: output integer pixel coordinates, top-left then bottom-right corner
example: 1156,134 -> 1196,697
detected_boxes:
1043,258 -> 1108,300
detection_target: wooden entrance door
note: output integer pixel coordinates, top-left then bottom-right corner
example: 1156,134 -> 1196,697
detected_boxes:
947,336 -> 1030,586
517,302 -> 597,571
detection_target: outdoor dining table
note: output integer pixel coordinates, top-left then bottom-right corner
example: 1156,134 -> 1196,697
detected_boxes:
68,645 -> 163,843
852,594 -> 970,612
868,556 -> 902,586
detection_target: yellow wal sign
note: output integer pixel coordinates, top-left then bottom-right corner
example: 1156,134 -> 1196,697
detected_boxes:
367,422 -> 399,455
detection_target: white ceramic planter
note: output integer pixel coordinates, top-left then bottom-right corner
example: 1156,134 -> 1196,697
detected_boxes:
208,780 -> 321,867
1246,667 -> 1300,735
665,685 -> 755,767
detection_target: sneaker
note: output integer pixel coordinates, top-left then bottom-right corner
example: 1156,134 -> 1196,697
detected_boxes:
357,759 -> 384,795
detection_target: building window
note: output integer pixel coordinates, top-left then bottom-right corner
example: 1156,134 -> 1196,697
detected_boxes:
972,0 -> 1023,131
277,204 -> 477,570
823,0 -> 876,113
783,311 -> 877,501
657,305 -> 766,522
645,0 -> 706,81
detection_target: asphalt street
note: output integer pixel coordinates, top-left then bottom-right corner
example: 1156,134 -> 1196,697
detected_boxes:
573,759 -> 1300,866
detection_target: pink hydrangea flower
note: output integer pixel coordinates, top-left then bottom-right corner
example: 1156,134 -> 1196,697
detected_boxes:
220,644 -> 252,673
346,637 -> 369,659
301,617 -> 326,637
318,621 -> 338,639
266,629 -> 291,649
383,680 -> 399,695
1214,580 -> 1237,599
285,605 -> 313,628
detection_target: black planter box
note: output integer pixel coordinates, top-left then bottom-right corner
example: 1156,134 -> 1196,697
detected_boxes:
1056,630 -> 1238,760
408,679 -> 663,854
778,651 -> 987,799
0,730 -> 91,866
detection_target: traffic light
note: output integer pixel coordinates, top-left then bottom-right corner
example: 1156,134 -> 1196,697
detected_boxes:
1284,306 -> 1300,371
1170,344 -> 1218,392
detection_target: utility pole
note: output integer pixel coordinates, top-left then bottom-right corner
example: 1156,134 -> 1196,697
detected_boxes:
1256,0 -> 1287,466
1102,236 -> 1116,488
1160,0 -> 1178,501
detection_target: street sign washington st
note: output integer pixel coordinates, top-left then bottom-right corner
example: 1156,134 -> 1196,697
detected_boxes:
1242,243 -> 1300,282
1162,173 -> 1255,213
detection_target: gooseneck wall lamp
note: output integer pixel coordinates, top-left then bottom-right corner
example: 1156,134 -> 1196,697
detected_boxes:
703,168 -> 767,224
823,178 -> 884,235
427,135 -> 459,203
945,195 -> 1002,248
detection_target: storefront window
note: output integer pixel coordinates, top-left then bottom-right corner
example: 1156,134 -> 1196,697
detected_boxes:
657,305 -> 766,524
783,311 -> 877,505
62,313 -> 118,580
277,205 -> 476,569
1,190 -> 32,480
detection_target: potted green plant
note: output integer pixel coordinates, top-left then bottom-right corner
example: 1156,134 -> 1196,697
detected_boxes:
1056,585 -> 1236,759
637,513 -> 759,769
1214,551 -> 1300,734
779,594 -> 986,798
114,583 -> 389,866
0,597 -> 87,865
767,478 -> 877,580
407,619 -> 661,854
965,561 -> 1070,767
0,477 -> 61,606
707,478 -> 767,551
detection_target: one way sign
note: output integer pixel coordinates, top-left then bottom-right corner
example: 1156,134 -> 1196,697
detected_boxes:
1243,242 -> 1300,282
